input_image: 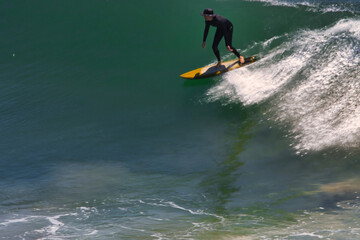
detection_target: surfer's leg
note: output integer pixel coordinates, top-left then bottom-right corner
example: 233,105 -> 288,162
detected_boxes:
225,26 -> 244,64
230,47 -> 240,58
225,26 -> 241,58
229,45 -> 244,64
212,29 -> 223,63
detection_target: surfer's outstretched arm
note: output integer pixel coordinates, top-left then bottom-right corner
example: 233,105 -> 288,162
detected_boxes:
202,22 -> 210,48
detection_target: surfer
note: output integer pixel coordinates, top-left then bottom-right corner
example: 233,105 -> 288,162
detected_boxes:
201,8 -> 245,68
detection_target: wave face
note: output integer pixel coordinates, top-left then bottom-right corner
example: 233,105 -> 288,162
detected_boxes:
3,0 -> 360,239
207,18 -> 360,153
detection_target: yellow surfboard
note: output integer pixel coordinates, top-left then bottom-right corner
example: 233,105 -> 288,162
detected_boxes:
180,56 -> 258,79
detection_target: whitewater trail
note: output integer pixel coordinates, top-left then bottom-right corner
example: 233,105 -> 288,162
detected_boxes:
207,18 -> 360,153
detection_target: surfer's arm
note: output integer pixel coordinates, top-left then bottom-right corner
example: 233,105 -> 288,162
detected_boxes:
203,22 -> 210,44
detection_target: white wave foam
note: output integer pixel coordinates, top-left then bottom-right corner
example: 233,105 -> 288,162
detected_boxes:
207,34 -> 311,105
138,198 -> 225,223
246,0 -> 301,8
207,18 -> 360,152
245,0 -> 358,14
291,232 -> 325,238
228,199 -> 360,239
38,216 -> 65,236
35,213 -> 78,238
262,35 -> 283,48
320,5 -> 354,14
325,18 -> 360,38
165,201 -> 225,222
276,19 -> 360,152
0,217 -> 30,226
0,213 -> 80,239
119,225 -> 146,232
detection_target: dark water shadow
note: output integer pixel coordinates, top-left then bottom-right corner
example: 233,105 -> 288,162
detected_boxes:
182,77 -> 217,87
199,118 -> 255,214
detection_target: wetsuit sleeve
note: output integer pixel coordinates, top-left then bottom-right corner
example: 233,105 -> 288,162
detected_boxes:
203,22 -> 210,42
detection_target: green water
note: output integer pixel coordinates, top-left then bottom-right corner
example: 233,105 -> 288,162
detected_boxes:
1,0 -> 360,239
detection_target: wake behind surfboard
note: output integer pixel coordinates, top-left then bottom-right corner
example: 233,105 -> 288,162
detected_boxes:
180,56 -> 258,79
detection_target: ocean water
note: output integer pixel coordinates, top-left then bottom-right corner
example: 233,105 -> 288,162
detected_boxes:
1,0 -> 360,239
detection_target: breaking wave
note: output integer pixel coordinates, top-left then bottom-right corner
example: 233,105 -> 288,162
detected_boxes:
207,18 -> 360,153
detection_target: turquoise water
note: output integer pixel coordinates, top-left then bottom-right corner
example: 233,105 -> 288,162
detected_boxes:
1,0 -> 360,239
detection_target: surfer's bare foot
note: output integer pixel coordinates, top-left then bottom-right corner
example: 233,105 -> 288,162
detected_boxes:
239,56 -> 245,64
216,61 -> 222,68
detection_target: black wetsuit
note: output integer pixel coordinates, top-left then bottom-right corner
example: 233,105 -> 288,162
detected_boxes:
203,15 -> 241,61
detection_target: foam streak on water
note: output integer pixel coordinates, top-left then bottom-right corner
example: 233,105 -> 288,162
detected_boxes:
246,0 -> 360,14
246,0 -> 311,8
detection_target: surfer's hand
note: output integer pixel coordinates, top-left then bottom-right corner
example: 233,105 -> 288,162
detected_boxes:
227,45 -> 233,52
202,42 -> 206,48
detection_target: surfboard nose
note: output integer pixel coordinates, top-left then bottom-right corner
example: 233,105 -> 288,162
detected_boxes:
180,72 -> 194,79
180,68 -> 202,79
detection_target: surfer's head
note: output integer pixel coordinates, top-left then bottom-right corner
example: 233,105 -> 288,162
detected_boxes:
201,8 -> 214,21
